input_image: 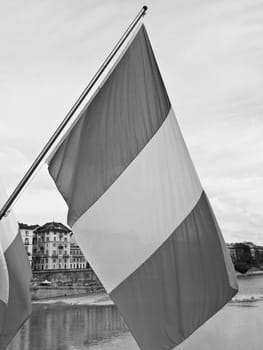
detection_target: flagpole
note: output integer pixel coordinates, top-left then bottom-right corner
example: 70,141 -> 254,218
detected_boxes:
0,5 -> 148,221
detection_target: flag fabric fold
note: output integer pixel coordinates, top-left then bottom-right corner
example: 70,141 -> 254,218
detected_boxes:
0,182 -> 32,349
48,23 -> 238,350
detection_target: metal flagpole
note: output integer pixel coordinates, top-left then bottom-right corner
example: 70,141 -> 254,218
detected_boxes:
0,5 -> 148,221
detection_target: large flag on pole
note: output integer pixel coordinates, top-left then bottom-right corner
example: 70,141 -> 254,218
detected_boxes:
0,181 -> 32,349
48,24 -> 238,350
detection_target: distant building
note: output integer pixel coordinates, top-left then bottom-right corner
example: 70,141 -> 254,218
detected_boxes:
226,243 -> 236,261
32,221 -> 89,271
19,223 -> 39,266
33,222 -> 72,270
70,235 -> 89,269
226,241 -> 263,266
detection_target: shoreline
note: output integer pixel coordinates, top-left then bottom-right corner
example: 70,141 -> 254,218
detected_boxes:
33,291 -> 113,306
32,271 -> 263,306
236,270 -> 263,277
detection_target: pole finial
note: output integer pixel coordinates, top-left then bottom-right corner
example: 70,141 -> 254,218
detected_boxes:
143,5 -> 148,13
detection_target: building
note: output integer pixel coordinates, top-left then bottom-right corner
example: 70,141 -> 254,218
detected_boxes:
70,235 -> 89,269
32,221 -> 89,271
226,242 -> 263,267
19,223 -> 39,266
226,243 -> 235,260
33,222 -> 72,270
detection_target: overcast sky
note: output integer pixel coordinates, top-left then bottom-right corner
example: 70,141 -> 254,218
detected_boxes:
0,0 -> 262,244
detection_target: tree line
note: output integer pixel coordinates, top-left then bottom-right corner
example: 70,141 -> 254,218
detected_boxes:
230,243 -> 263,274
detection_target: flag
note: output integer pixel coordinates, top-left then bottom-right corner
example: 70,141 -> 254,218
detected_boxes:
0,181 -> 32,349
48,24 -> 238,350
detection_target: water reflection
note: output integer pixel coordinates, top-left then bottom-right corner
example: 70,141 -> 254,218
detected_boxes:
7,275 -> 263,350
7,304 -> 129,350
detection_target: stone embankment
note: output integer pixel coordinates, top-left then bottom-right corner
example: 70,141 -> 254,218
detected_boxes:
31,268 -> 105,300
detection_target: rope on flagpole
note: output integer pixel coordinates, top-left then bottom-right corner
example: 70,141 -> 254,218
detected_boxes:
0,5 -> 148,221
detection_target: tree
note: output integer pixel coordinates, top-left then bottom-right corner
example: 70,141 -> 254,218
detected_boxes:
234,262 -> 249,274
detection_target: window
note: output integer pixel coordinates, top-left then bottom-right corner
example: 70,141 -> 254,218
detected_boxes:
47,237 -> 49,242
25,231 -> 29,236
54,237 -> 56,241
25,238 -> 29,245
64,237 -> 67,242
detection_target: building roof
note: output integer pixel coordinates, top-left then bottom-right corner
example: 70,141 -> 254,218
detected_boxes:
34,221 -> 71,234
19,222 -> 39,230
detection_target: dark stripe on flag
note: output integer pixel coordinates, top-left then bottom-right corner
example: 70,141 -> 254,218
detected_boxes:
0,300 -> 6,334
49,25 -> 171,226
110,191 -> 238,350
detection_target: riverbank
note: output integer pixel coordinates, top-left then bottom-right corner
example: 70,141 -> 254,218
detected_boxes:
33,291 -> 113,306
32,270 -> 263,303
31,285 -> 105,300
236,269 -> 263,277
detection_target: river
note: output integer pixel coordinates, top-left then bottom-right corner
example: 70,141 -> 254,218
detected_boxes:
7,274 -> 263,350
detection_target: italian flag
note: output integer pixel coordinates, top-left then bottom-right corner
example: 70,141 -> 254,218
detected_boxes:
0,182 -> 32,349
48,24 -> 238,350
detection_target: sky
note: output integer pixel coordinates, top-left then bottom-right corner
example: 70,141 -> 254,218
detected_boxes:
0,0 -> 262,244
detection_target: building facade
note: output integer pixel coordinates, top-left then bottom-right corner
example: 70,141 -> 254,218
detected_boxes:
227,241 -> 263,267
70,236 -> 89,269
32,222 -> 85,271
19,223 -> 39,266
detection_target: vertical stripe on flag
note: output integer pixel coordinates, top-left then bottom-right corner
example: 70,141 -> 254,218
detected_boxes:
0,182 -> 32,349
48,23 -> 238,350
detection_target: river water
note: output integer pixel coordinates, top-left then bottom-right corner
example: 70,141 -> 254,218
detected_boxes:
7,274 -> 263,350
